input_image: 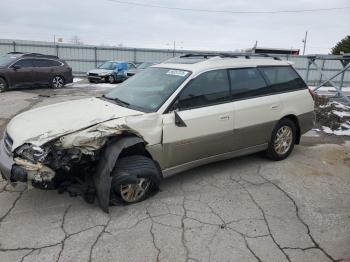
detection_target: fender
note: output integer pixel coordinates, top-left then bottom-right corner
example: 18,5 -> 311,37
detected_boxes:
93,136 -> 145,213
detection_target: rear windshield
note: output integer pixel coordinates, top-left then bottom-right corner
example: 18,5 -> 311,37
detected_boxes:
0,55 -> 18,67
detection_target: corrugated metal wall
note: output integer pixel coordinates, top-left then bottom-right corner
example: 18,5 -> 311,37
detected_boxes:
0,39 -> 349,86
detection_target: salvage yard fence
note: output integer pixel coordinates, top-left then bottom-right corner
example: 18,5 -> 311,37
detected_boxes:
0,39 -> 349,86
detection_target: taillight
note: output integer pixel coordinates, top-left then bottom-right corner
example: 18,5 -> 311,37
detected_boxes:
308,88 -> 316,101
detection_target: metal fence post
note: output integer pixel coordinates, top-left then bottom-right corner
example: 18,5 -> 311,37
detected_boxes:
12,41 -> 16,52
305,59 -> 312,85
134,48 -> 137,63
94,47 -> 97,67
55,44 -> 59,57
319,59 -> 325,86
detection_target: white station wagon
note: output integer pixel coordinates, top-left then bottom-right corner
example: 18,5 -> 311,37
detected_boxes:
0,54 -> 315,211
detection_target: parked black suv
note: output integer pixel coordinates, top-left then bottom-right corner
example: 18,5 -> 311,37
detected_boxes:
0,52 -> 73,92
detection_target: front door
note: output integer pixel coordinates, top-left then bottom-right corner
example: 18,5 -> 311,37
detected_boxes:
162,69 -> 234,168
8,59 -> 34,88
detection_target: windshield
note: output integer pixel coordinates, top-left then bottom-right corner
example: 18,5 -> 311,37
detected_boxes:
0,54 -> 18,67
98,62 -> 116,70
137,62 -> 154,69
104,67 -> 191,112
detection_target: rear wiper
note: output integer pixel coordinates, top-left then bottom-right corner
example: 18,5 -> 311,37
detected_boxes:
102,95 -> 130,107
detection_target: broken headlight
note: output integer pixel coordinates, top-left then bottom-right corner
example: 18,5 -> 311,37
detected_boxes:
15,144 -> 49,163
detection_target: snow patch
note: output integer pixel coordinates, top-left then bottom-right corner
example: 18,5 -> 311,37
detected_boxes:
73,78 -> 83,83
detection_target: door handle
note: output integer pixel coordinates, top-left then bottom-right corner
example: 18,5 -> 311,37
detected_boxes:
219,115 -> 230,121
271,105 -> 279,109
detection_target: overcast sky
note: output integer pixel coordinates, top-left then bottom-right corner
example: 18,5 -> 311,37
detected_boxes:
0,0 -> 349,54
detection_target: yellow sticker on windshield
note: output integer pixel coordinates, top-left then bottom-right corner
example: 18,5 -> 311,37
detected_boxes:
166,70 -> 188,77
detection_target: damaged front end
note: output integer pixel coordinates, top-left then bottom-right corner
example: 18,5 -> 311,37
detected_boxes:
7,114 -> 162,212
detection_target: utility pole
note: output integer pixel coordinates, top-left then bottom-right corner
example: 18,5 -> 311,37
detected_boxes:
302,31 -> 308,55
53,35 -> 56,44
173,40 -> 176,57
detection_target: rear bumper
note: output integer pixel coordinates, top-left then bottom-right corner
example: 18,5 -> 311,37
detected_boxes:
0,140 -> 14,181
299,110 -> 316,135
65,74 -> 74,84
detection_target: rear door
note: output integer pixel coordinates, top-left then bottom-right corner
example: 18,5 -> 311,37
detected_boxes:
229,67 -> 282,150
8,59 -> 34,88
162,69 -> 235,168
32,59 -> 53,85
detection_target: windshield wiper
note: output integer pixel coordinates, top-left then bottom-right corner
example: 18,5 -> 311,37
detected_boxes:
102,95 -> 130,107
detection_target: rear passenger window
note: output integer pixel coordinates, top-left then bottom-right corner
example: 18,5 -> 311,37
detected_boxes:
33,59 -> 51,67
260,66 -> 307,92
229,68 -> 269,99
178,70 -> 230,110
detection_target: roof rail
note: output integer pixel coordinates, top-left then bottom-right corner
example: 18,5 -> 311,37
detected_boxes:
7,52 -> 25,55
180,53 -> 221,59
7,52 -> 59,59
180,53 -> 281,61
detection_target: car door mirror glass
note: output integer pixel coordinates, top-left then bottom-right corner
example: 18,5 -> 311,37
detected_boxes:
174,110 -> 187,127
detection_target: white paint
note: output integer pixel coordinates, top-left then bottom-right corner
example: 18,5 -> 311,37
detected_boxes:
7,98 -> 144,150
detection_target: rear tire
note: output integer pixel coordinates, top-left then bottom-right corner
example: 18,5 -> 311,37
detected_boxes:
0,78 -> 8,92
266,118 -> 296,161
111,155 -> 161,204
51,76 -> 65,88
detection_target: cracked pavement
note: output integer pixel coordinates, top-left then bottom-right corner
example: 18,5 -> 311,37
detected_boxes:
0,81 -> 350,262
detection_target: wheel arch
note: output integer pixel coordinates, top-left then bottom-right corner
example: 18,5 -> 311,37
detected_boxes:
0,75 -> 9,89
93,135 -> 159,213
279,114 -> 301,144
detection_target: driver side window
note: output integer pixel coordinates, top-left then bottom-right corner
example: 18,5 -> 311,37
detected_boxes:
178,69 -> 230,110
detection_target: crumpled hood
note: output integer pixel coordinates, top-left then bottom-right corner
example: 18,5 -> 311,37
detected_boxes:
88,69 -> 114,75
6,97 -> 143,150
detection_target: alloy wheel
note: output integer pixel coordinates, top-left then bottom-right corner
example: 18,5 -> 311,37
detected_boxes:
274,126 -> 293,155
52,76 -> 64,88
108,75 -> 115,84
120,178 -> 151,203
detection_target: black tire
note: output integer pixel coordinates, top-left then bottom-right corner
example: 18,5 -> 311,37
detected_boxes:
266,118 -> 297,161
51,76 -> 65,88
107,75 -> 115,84
88,79 -> 95,83
111,155 -> 161,204
0,77 -> 8,92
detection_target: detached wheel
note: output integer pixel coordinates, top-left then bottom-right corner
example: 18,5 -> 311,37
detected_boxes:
52,76 -> 65,88
0,78 -> 8,92
111,155 -> 161,204
107,75 -> 115,84
267,119 -> 296,161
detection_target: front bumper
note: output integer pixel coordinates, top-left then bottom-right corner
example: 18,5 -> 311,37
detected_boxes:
0,140 -> 14,181
88,76 -> 108,83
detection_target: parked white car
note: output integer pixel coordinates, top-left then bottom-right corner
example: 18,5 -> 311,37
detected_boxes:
0,54 -> 315,211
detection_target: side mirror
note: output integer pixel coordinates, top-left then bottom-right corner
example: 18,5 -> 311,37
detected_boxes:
12,65 -> 21,70
174,111 -> 186,127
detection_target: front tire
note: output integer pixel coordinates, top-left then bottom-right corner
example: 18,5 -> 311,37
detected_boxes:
267,119 -> 296,161
107,75 -> 115,84
51,76 -> 65,88
111,155 -> 161,204
0,78 -> 8,92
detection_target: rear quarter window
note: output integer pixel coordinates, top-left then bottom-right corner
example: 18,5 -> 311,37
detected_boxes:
260,66 -> 307,92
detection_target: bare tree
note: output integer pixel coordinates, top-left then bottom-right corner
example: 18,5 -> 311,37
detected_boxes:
70,35 -> 83,45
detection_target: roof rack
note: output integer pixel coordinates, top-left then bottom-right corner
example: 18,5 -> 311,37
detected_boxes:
180,53 -> 281,61
7,52 -> 59,59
